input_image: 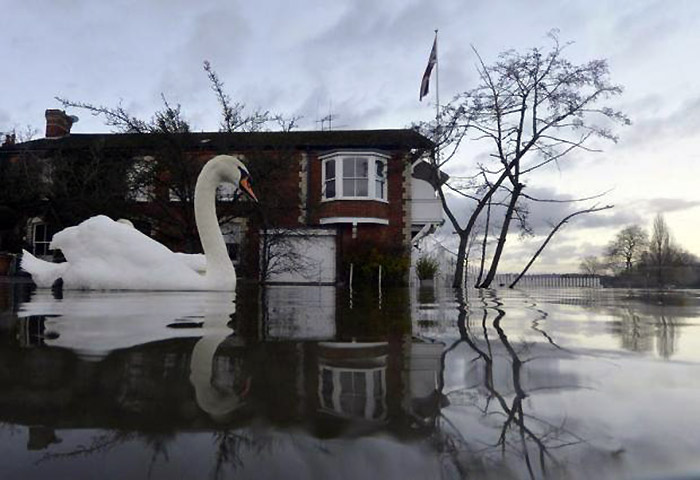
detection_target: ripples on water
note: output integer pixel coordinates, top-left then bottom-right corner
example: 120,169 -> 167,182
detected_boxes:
1,281 -> 699,480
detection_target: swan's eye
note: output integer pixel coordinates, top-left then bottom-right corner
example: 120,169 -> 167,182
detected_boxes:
238,166 -> 252,183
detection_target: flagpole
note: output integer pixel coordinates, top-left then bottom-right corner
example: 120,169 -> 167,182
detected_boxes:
434,29 -> 439,128
434,29 -> 440,167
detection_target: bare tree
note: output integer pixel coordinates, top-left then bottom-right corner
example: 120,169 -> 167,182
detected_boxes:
258,229 -> 320,283
606,224 -> 647,273
647,214 -> 673,269
0,148 -> 47,251
420,31 -> 629,287
56,62 -> 300,264
642,213 -> 695,286
579,255 -> 604,275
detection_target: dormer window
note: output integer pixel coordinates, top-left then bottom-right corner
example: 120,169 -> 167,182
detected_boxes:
321,152 -> 388,201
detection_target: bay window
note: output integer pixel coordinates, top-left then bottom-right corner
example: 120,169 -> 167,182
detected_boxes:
321,152 -> 388,201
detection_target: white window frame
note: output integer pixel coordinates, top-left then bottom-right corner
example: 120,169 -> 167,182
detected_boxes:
320,152 -> 389,202
27,218 -> 54,257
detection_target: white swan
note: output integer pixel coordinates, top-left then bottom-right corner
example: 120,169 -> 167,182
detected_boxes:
20,154 -> 257,291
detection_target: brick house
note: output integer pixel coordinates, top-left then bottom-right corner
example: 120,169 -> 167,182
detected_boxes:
1,110 -> 443,284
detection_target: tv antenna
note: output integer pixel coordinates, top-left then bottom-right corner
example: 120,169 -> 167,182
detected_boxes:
315,99 -> 346,131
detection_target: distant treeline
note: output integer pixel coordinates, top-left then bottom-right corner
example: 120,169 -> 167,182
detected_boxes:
581,214 -> 699,289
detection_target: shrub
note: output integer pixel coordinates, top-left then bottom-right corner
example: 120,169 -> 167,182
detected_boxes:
416,255 -> 439,280
343,245 -> 410,286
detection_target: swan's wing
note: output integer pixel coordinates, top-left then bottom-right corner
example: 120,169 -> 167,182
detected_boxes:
51,215 -> 178,267
172,253 -> 207,273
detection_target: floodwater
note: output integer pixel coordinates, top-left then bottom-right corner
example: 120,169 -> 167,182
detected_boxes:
1,281 -> 700,480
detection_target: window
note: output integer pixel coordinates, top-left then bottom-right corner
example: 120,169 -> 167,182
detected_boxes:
220,219 -> 244,264
318,366 -> 387,420
321,152 -> 388,201
28,219 -> 56,257
375,161 -> 386,199
343,157 -> 369,197
324,159 -> 336,199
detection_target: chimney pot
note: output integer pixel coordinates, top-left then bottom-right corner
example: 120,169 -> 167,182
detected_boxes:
45,109 -> 75,138
2,133 -> 16,146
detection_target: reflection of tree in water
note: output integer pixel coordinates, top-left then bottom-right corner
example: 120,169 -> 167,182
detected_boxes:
210,429 -> 276,480
611,307 -> 679,359
38,430 -> 174,477
433,290 -> 584,479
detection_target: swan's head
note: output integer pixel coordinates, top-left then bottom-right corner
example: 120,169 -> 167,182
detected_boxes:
216,155 -> 258,203
238,168 -> 258,203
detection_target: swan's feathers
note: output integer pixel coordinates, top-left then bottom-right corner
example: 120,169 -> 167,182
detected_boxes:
43,216 -> 207,289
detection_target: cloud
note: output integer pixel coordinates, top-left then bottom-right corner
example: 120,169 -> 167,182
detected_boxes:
619,96 -> 700,150
0,110 -> 11,133
637,198 -> 700,214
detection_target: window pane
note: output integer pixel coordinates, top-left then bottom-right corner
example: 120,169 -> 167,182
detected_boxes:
343,158 -> 354,177
343,179 -> 354,196
35,224 -> 46,241
325,160 -> 335,180
340,371 -> 353,392
373,370 -> 383,394
357,179 -> 368,196
376,161 -> 385,179
321,369 -> 333,406
358,158 -> 368,177
375,180 -> 384,199
354,372 -> 366,391
326,179 -> 335,198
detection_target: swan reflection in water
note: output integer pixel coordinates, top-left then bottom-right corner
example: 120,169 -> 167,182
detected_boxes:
18,289 -> 248,420
9,286 -> 699,479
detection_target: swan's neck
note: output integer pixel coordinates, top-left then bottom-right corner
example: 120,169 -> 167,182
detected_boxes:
194,160 -> 236,285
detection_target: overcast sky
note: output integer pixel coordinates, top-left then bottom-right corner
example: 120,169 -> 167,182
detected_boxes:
2,0 -> 699,272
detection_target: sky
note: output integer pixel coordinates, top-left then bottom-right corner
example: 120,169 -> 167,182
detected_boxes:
1,0 -> 699,273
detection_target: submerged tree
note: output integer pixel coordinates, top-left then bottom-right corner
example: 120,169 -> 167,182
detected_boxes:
421,31 -> 629,287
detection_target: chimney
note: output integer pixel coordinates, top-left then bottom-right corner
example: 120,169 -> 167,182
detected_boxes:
45,109 -> 77,138
2,133 -> 16,147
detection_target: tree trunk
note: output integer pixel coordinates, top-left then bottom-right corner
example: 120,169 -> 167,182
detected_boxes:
509,204 -> 613,288
452,233 -> 469,288
475,198 -> 491,287
448,172 -> 510,288
478,183 -> 523,288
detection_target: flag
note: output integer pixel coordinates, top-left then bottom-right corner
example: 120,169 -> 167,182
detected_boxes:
419,36 -> 437,101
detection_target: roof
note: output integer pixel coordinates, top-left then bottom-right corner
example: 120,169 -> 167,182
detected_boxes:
1,129 -> 434,155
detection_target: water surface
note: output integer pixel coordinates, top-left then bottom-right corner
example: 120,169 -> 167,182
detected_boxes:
1,281 -> 699,479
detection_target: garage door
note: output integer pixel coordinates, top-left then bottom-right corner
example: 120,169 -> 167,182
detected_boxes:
261,228 -> 337,284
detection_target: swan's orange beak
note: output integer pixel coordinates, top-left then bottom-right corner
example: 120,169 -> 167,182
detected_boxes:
239,176 -> 258,203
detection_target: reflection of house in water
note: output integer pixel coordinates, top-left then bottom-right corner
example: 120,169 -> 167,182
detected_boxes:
317,342 -> 388,422
1,285 -> 447,441
263,286 -> 336,340
315,339 -> 446,426
402,339 -> 445,422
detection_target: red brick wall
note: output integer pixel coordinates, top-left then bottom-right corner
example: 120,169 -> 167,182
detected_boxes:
306,151 -> 409,283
